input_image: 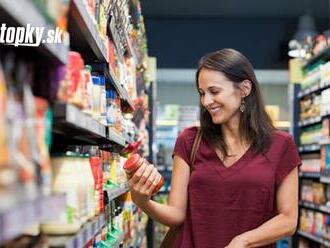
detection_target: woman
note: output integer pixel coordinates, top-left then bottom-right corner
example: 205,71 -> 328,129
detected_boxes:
128,48 -> 300,248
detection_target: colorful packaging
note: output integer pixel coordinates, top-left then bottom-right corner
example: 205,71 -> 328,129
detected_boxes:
0,61 -> 8,167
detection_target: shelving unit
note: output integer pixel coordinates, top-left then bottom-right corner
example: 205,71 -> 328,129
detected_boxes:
0,0 -> 68,64
298,78 -> 330,98
92,62 -> 134,111
69,0 -> 108,62
298,116 -> 322,127
125,34 -> 139,65
47,213 -> 106,248
47,213 -> 124,248
299,201 -> 330,214
0,0 -> 151,246
303,47 -> 330,71
68,0 -> 134,113
297,230 -> 330,247
320,176 -> 330,184
105,182 -> 130,201
293,46 -> 330,247
299,171 -> 321,179
53,102 -> 107,140
52,102 -> 127,147
0,193 -> 66,244
298,144 -> 321,153
44,186 -> 129,248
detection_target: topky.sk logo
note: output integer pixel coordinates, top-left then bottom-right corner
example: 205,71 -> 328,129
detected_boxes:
0,23 -> 63,47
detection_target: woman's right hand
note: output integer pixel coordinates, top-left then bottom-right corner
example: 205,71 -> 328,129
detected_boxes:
128,160 -> 162,208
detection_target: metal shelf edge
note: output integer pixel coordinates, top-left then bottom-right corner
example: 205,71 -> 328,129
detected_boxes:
71,0 -> 108,62
298,78 -> 330,98
106,183 -> 129,201
54,102 -> 107,139
299,201 -> 330,214
297,230 -> 330,247
303,47 -> 330,71
108,128 -> 126,147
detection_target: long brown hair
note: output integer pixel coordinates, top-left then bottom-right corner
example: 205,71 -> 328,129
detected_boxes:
196,48 -> 275,157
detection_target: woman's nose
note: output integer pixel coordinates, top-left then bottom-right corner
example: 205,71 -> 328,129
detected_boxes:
202,93 -> 213,106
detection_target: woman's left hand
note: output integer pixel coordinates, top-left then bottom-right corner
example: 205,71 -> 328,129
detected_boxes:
225,235 -> 249,248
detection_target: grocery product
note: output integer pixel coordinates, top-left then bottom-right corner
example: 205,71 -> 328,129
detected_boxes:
124,154 -> 164,194
41,155 -> 82,234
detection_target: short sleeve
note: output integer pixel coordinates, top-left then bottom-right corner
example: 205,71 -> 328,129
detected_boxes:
172,127 -> 197,166
275,135 -> 301,187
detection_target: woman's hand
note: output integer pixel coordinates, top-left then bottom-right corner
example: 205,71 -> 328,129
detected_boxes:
225,235 -> 249,248
128,159 -> 162,207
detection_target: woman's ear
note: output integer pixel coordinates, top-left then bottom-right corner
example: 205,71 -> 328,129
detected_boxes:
240,80 -> 252,97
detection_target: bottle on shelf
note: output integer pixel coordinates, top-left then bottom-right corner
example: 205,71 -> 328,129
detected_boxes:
41,154 -> 82,235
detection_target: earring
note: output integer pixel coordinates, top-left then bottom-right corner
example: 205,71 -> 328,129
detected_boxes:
240,98 -> 246,113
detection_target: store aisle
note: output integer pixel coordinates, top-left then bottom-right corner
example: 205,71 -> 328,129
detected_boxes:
0,0 -> 153,247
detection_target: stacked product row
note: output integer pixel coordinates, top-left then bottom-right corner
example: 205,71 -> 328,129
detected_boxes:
293,36 -> 330,247
57,50 -> 136,137
0,0 -> 153,246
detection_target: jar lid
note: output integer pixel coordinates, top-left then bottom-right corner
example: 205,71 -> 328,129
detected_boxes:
124,154 -> 141,170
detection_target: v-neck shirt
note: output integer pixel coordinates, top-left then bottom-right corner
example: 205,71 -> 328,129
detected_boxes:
172,127 -> 301,248
213,140 -> 252,168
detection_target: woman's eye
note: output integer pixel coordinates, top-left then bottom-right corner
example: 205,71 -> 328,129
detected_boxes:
210,90 -> 219,95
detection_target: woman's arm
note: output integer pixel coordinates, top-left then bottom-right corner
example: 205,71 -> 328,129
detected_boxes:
129,155 -> 190,227
225,167 -> 299,248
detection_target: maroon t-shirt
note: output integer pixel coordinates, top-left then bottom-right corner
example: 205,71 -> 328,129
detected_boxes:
172,127 -> 301,248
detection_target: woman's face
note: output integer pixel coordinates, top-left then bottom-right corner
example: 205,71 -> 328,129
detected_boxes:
198,68 -> 243,125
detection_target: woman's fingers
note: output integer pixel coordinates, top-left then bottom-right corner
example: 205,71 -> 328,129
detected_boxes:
129,161 -> 148,186
146,169 -> 162,195
142,167 -> 158,192
137,162 -> 154,187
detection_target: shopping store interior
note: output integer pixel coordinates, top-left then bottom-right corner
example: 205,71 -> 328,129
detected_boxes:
1,0 -> 330,247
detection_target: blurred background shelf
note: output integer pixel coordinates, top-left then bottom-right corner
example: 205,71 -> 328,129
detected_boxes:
299,171 -> 321,178
0,192 -> 66,244
69,0 -> 107,63
47,213 -> 106,248
299,201 -> 330,214
297,230 -> 330,247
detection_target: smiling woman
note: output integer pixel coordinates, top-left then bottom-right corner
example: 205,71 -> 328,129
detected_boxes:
196,49 -> 274,159
128,48 -> 301,248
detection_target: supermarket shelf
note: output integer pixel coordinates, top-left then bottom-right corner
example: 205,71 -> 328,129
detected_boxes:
320,137 -> 330,145
298,116 -> 322,127
298,144 -> 321,153
53,102 -> 126,147
91,63 -> 134,112
125,34 -> 138,65
53,102 -> 108,145
47,213 -> 106,248
0,192 -> 66,244
303,47 -> 330,71
0,0 -> 68,64
299,201 -> 330,214
320,176 -> 330,184
108,128 -> 126,147
297,230 -> 330,247
299,171 -> 321,178
69,0 -> 108,62
105,183 -> 130,201
108,68 -> 134,112
298,78 -> 330,98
